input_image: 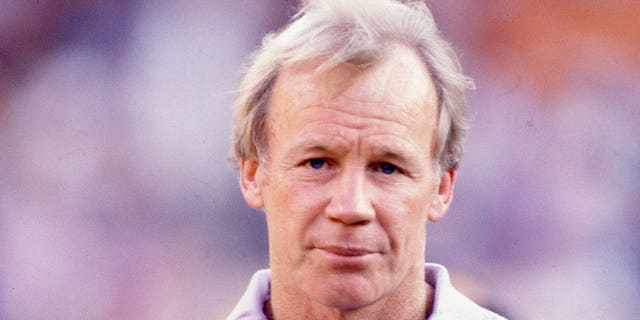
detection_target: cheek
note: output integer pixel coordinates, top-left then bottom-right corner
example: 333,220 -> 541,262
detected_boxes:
263,178 -> 330,249
375,183 -> 434,221
269,177 -> 330,217
373,186 -> 432,248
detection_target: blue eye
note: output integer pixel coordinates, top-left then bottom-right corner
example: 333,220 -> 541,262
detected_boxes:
379,162 -> 397,174
308,158 -> 326,169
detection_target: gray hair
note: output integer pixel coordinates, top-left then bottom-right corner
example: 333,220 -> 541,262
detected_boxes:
232,0 -> 474,173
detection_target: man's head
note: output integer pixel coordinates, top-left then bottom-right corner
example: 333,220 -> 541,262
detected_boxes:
232,0 -> 473,174
232,0 -> 473,316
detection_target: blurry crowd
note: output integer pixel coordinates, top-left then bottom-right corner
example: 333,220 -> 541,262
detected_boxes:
1,1 -> 638,319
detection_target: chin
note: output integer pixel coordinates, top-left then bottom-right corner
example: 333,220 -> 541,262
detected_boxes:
303,274 -> 384,310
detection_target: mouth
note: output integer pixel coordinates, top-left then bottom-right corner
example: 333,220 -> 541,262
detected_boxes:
313,246 -> 380,268
318,246 -> 377,256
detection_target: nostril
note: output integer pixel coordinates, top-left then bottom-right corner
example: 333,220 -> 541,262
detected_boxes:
328,215 -> 370,226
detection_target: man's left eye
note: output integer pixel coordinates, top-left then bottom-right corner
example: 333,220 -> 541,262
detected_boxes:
308,158 -> 326,169
379,162 -> 398,175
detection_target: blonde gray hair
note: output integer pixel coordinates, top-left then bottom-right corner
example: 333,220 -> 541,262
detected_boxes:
232,0 -> 474,172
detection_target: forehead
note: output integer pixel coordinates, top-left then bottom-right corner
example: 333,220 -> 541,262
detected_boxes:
267,42 -> 439,143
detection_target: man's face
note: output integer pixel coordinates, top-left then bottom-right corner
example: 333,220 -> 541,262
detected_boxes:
240,44 -> 455,310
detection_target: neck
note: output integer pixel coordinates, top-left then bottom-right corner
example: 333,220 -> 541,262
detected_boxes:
267,265 -> 434,320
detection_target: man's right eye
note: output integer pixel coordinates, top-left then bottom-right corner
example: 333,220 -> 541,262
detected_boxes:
307,158 -> 326,169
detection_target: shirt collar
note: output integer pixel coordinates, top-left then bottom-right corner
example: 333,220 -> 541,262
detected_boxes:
226,263 -> 505,319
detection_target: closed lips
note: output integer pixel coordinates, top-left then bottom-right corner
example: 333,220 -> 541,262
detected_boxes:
318,246 -> 377,256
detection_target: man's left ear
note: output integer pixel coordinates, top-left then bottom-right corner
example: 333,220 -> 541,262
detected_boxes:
428,169 -> 456,222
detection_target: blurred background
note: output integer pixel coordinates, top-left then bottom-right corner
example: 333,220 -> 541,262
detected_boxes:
0,1 -> 638,319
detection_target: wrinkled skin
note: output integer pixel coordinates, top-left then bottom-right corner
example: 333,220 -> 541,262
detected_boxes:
240,43 -> 456,320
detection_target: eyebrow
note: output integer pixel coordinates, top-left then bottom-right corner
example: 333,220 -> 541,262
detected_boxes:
287,136 -> 420,164
286,140 -> 347,158
369,148 -> 419,167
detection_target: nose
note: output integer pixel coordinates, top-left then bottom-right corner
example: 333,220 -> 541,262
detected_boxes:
325,166 -> 375,225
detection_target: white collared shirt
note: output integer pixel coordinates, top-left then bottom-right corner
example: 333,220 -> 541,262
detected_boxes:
227,263 -> 507,319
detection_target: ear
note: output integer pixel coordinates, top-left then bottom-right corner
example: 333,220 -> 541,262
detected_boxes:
428,169 -> 456,222
239,158 -> 265,209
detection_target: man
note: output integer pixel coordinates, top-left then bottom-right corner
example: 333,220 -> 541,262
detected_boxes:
228,0 -> 506,319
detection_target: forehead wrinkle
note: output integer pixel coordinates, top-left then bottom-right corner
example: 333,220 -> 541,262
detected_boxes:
286,131 -> 350,157
294,103 -> 430,157
362,133 -> 424,162
285,126 -> 422,164
334,82 -> 435,123
302,103 -> 419,134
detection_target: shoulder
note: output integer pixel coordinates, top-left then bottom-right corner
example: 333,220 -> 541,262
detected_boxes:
226,269 -> 272,320
425,263 -> 507,320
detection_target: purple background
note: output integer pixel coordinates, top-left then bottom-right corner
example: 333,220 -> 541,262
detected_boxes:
1,1 -> 638,319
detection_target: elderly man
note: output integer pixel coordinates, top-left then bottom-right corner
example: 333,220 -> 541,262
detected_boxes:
228,0 -> 505,319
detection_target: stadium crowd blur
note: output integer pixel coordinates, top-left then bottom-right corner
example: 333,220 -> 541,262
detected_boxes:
1,1 -> 638,319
